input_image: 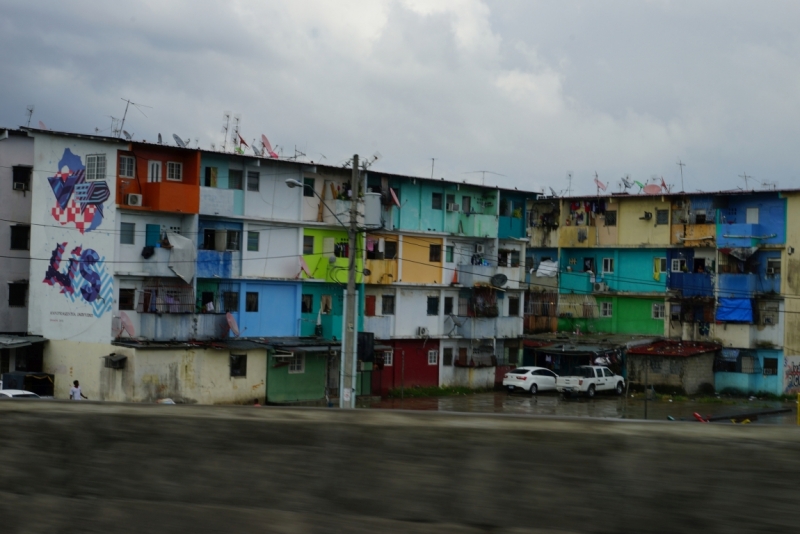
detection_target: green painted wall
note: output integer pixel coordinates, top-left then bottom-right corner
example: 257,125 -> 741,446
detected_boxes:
302,228 -> 364,284
558,296 -> 664,336
266,353 -> 328,403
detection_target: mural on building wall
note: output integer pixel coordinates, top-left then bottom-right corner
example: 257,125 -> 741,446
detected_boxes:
43,242 -> 113,318
47,149 -> 110,233
784,356 -> 800,395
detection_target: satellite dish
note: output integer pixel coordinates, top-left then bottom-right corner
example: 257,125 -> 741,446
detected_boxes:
157,133 -> 163,145
251,145 -> 262,157
261,134 -> 279,158
643,184 -> 662,195
120,311 -> 135,337
226,312 -> 240,337
621,175 -> 633,190
490,273 -> 508,287
173,134 -> 187,148
549,187 -> 559,197
123,130 -> 133,140
38,120 -> 47,130
298,256 -> 312,278
390,187 -> 401,208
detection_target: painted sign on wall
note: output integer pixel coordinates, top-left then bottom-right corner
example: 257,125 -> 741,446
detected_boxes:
783,355 -> 800,395
43,242 -> 113,318
47,148 -> 110,233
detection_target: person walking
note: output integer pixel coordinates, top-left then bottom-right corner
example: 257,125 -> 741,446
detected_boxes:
69,380 -> 88,400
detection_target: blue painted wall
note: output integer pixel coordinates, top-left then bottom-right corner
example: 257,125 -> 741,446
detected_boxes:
716,193 -> 786,247
715,349 -> 783,396
196,219 -> 243,279
235,281 -> 301,337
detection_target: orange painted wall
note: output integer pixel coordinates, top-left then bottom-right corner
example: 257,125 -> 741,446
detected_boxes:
116,145 -> 200,214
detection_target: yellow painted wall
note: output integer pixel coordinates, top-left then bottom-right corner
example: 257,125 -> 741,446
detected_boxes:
401,235 -> 443,284
617,197 -> 672,246
782,193 -> 800,359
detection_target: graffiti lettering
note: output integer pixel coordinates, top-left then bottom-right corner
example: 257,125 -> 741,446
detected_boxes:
42,242 -> 113,318
78,248 -> 102,302
783,357 -> 800,394
43,243 -> 78,294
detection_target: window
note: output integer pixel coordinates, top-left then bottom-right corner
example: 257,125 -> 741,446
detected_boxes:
604,211 -> 617,226
767,258 -> 781,275
247,171 -> 260,192
652,303 -> 665,319
443,348 -> 453,366
382,295 -> 395,315
432,192 -> 443,210
384,241 -> 398,260
444,296 -> 453,315
508,296 -> 520,316
303,236 -> 314,255
383,351 -> 394,366
445,245 -> 454,263
145,224 -> 161,247
201,292 -> 215,311
763,357 -> 778,376
118,155 -> 135,178
120,222 -> 135,245
10,225 -> 30,250
247,231 -> 259,252
119,288 -> 136,310
428,350 -> 439,365
656,209 -> 669,225
656,257 -> 667,273
166,162 -> 182,181
446,194 -> 456,205
602,258 -> 614,274
86,154 -> 106,181
694,210 -> 707,224
583,258 -> 595,273
8,282 -> 27,307
202,229 -> 216,250
228,169 -> 243,190
223,292 -> 239,312
670,303 -> 681,321
245,292 -> 258,312
303,178 -> 315,197
746,207 -> 759,224
147,160 -> 161,183
230,354 -> 247,377
427,296 -> 439,315
429,244 -> 442,262
289,354 -> 305,374
600,302 -> 613,317
671,258 -> 687,272
136,280 -> 195,313
462,196 -> 471,213
320,295 -> 332,314
204,167 -> 218,187
301,294 -> 313,313
226,230 -> 240,251
12,166 -> 31,190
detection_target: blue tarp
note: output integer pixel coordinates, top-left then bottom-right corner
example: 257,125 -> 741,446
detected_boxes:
716,298 -> 753,322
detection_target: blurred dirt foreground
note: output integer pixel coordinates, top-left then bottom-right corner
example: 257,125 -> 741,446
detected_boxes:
1,401 -> 799,533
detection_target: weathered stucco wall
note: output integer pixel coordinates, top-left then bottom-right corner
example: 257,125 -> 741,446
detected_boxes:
1,402 -> 800,533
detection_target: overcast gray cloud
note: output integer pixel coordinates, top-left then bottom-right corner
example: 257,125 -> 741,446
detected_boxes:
2,0 -> 799,194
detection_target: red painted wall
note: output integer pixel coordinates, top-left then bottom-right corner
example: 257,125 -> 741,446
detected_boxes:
372,340 -> 439,396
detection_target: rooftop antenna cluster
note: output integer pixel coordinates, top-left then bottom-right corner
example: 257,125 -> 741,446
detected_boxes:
25,105 -> 34,127
118,98 -> 150,138
677,159 -> 686,192
221,111 -> 231,152
464,170 -> 505,186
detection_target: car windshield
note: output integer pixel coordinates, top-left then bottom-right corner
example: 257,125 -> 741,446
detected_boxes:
576,367 -> 595,378
509,368 -> 530,375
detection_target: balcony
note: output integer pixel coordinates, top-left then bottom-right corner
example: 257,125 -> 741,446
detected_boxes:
322,199 -> 364,226
560,270 -> 592,295
671,223 -> 716,246
498,215 -> 525,239
718,273 -> 757,298
450,213 -> 498,237
200,187 -> 244,216
365,259 -> 397,284
717,224 -> 776,248
496,316 -> 523,338
139,313 -> 228,341
363,315 -> 394,339
558,226 -> 597,248
668,272 -> 713,297
528,226 -> 559,248
455,316 -> 522,338
197,249 -> 241,278
458,264 -> 521,289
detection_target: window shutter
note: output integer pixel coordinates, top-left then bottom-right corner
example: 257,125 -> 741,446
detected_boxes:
365,295 -> 376,317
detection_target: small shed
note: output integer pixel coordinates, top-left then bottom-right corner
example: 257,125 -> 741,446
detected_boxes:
627,341 -> 720,395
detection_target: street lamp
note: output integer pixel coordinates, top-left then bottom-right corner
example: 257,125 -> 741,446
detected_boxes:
285,158 -> 360,409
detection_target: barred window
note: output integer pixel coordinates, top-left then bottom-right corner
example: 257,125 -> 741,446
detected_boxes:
136,279 -> 194,313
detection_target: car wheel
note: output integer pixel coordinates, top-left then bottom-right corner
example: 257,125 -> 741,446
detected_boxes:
615,382 -> 623,396
529,383 -> 538,395
587,385 -> 596,398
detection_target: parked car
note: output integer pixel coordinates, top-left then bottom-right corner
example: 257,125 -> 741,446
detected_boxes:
556,366 -> 624,398
0,389 -> 41,399
502,366 -> 559,395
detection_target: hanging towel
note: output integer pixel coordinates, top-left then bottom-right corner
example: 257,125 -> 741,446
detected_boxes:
653,258 -> 660,281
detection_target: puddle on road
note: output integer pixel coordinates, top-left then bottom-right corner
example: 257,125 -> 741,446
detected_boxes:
366,392 -> 798,425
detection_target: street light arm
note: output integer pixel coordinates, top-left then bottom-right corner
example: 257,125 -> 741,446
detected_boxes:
285,178 -> 348,229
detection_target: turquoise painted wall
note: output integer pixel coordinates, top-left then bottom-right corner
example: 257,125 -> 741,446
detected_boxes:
200,154 -> 244,215
715,350 -> 783,396
559,248 -> 667,294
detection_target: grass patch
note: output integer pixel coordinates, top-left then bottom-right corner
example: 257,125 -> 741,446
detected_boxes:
386,386 -> 494,398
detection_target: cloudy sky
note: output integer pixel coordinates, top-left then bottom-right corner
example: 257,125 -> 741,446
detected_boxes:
2,0 -> 799,195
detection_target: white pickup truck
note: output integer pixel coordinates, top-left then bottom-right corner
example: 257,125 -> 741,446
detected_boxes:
556,366 -> 624,398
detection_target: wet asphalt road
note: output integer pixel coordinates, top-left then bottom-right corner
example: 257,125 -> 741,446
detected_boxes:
367,391 -> 799,425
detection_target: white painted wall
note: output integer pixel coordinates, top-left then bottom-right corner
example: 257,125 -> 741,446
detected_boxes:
29,133 -> 122,343
115,211 -> 196,277
241,223 -> 300,279
243,163 -> 303,222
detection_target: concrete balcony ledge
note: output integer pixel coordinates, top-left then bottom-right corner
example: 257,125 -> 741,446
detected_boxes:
457,264 -> 521,289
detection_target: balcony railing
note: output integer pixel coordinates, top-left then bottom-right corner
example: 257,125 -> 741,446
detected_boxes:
668,272 -> 713,297
457,264 -> 521,289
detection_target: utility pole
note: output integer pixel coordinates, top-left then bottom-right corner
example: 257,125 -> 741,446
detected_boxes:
340,154 -> 360,409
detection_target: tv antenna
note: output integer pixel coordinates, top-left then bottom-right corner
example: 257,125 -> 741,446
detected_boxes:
431,158 -> 436,179
232,114 -> 242,152
677,159 -> 686,192
221,111 -> 231,152
362,152 -> 382,169
25,105 -> 34,127
463,170 -> 505,186
739,172 -> 753,190
288,145 -> 307,161
566,172 -> 573,197
118,98 -> 150,138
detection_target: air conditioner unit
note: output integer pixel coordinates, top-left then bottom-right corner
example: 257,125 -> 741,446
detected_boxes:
126,193 -> 143,206
593,282 -> 607,292
475,244 -> 485,254
763,316 -> 775,325
640,211 -> 652,220
417,326 -> 429,336
12,182 -> 26,191
446,203 -> 460,212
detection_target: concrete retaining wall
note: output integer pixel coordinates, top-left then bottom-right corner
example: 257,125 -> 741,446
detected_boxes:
1,401 -> 799,533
